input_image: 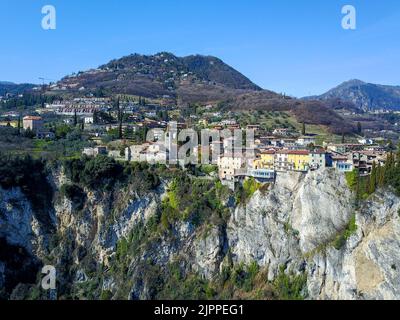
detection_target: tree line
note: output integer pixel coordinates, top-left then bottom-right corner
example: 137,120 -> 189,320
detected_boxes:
347,148 -> 400,205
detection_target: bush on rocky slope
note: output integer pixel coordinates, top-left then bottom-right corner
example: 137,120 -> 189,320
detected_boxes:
62,156 -> 162,194
0,153 -> 53,217
60,183 -> 86,211
160,173 -> 231,230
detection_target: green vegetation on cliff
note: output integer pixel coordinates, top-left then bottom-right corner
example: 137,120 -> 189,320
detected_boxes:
332,214 -> 357,250
0,153 -> 53,215
160,173 -> 231,229
235,177 -> 262,204
62,156 -> 162,193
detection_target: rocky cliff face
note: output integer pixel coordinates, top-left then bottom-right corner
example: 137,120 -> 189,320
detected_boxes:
1,168 -> 400,300
228,170 -> 400,299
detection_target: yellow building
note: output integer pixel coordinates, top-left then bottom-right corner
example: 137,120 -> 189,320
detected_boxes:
287,150 -> 310,171
253,151 -> 275,170
254,149 -> 312,172
0,121 -> 18,128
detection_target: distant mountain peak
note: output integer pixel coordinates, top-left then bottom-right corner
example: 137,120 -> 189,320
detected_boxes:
340,79 -> 366,86
305,79 -> 400,111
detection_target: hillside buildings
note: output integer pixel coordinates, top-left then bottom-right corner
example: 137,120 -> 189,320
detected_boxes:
22,116 -> 55,139
103,117 -> 390,190
125,142 -> 168,164
23,116 -> 43,132
216,137 -> 388,190
45,97 -> 112,116
217,153 -> 247,181
83,146 -> 108,157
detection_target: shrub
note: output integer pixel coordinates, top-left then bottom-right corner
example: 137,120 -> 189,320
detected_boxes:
0,154 -> 53,215
236,178 -> 261,204
100,290 -> 113,300
345,170 -> 358,190
333,214 -> 357,250
199,165 -> 218,175
159,174 -> 226,229
63,155 -> 124,190
60,183 -> 86,211
228,262 -> 261,293
273,266 -> 307,300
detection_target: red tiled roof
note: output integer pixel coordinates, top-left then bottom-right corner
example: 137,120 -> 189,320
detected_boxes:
277,150 -> 309,155
23,116 -> 42,121
312,149 -> 326,154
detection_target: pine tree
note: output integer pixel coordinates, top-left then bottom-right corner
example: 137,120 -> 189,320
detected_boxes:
376,164 -> 385,187
368,161 -> 377,194
17,115 -> 21,135
117,98 -> 123,139
384,152 -> 395,185
302,122 -> 306,135
388,139 -> 395,151
341,132 -> 345,144
354,169 -> 361,207
118,113 -> 123,139
73,110 -> 78,127
396,142 -> 400,166
124,126 -> 133,140
93,110 -> 99,125
357,122 -> 362,135
162,110 -> 169,122
141,126 -> 148,143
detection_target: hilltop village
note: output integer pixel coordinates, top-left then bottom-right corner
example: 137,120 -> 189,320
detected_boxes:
123,123 -> 388,190
1,94 -> 390,191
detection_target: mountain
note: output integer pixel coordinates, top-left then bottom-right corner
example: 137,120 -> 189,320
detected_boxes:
56,52 -> 262,104
0,82 -> 36,95
52,52 -> 356,133
305,79 -> 400,111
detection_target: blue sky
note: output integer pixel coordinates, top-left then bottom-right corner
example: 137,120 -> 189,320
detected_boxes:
1,0 -> 399,97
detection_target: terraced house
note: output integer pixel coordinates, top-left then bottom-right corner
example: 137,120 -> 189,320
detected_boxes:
286,150 -> 311,171
253,149 -> 329,172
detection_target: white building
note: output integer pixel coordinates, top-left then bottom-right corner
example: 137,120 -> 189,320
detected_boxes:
309,150 -> 328,170
23,116 -> 43,132
296,136 -> 316,146
358,138 -> 374,145
125,143 -> 167,164
82,146 -> 108,157
275,152 -> 289,171
273,128 -> 293,137
84,116 -> 94,124
217,154 -> 247,181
